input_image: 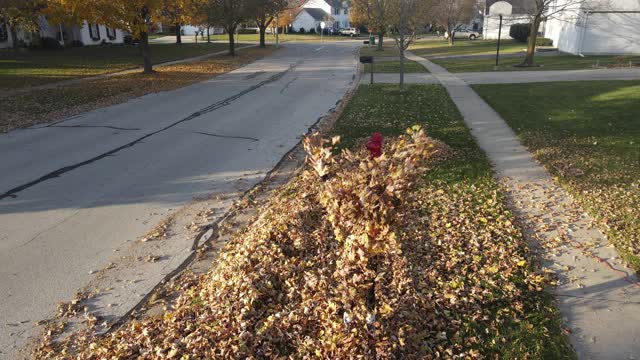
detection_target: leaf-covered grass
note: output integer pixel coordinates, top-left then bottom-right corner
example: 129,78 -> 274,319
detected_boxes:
0,43 -> 230,90
332,84 -> 574,358
434,54 -> 640,73
363,60 -> 428,73
474,81 -> 640,271
0,47 -> 276,133
410,39 -> 524,58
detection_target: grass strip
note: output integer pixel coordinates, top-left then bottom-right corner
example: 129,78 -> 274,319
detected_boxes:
474,80 -> 640,271
434,54 -> 640,73
410,39 -> 524,58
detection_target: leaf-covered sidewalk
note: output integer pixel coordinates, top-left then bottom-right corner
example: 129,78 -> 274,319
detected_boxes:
408,52 -> 640,359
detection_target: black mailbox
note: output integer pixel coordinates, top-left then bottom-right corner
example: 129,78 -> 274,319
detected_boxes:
359,56 -> 373,64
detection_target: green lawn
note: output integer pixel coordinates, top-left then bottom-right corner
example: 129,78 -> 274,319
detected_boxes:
0,43 -> 230,90
359,43 -> 400,57
410,39 -> 525,58
474,81 -> 640,271
363,60 -> 428,73
434,54 -> 640,73
332,84 -> 574,358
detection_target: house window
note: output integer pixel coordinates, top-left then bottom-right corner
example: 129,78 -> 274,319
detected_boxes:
344,8 -> 348,15
333,7 -> 340,15
87,23 -> 100,41
106,27 -> 116,40
0,23 -> 8,42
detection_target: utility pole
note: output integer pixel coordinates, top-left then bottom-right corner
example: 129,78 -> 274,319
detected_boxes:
276,14 -> 279,48
495,14 -> 503,68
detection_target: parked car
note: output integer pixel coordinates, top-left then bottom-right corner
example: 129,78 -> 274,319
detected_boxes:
444,28 -> 481,40
340,27 -> 360,37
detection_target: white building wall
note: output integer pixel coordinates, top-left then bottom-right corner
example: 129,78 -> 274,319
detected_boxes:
544,0 -> 640,54
292,11 -> 318,32
78,22 -> 124,45
333,9 -> 351,29
181,25 -> 225,35
0,19 -> 124,48
483,14 -> 528,39
581,12 -> 640,54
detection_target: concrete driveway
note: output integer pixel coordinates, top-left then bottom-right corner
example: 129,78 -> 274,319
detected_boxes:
0,41 -> 359,358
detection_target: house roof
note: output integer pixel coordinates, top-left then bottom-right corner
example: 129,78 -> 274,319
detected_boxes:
485,0 -> 535,15
304,8 -> 331,21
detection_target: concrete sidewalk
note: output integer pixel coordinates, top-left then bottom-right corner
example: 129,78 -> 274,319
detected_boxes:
406,51 -> 640,359
459,68 -> 640,84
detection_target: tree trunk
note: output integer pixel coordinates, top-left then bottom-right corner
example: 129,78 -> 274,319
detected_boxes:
259,25 -> 266,48
377,33 -> 383,51
207,27 -> 210,43
140,31 -> 153,73
175,24 -> 182,44
521,15 -> 542,66
447,29 -> 454,46
228,30 -> 236,56
399,44 -> 405,90
9,26 -> 18,49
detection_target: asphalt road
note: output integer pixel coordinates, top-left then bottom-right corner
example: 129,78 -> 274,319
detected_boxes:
0,41 -> 359,357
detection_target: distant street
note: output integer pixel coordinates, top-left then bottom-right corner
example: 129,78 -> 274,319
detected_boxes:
0,41 -> 359,357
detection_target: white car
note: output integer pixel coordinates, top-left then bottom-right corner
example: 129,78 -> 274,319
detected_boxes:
340,28 -> 360,37
444,29 -> 481,40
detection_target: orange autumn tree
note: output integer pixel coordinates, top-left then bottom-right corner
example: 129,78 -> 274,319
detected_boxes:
94,0 -> 162,73
0,0 -> 45,48
157,0 -> 192,44
42,0 -> 99,43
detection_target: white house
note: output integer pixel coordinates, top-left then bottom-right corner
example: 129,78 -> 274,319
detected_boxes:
291,8 -> 333,33
544,0 -> 640,55
329,0 -> 352,30
291,0 -> 352,33
0,18 -> 125,49
482,0 -> 640,55
483,0 -> 533,40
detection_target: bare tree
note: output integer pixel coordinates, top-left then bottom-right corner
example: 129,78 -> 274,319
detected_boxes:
351,0 -> 392,50
210,0 -> 250,56
430,0 -> 474,45
519,0 -> 595,66
387,0 -> 425,89
249,0 -> 300,48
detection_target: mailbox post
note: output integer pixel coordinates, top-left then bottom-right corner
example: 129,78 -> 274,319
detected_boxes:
360,56 -> 374,84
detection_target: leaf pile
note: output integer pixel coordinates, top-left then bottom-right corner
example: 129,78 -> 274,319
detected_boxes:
35,128 -> 568,359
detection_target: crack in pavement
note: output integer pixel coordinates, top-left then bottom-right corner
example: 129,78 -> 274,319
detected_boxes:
244,71 -> 265,80
280,76 -> 299,94
0,64 -> 297,201
47,125 -> 141,131
194,131 -> 258,142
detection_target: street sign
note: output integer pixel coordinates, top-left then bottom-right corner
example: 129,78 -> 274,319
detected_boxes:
320,21 -> 326,29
